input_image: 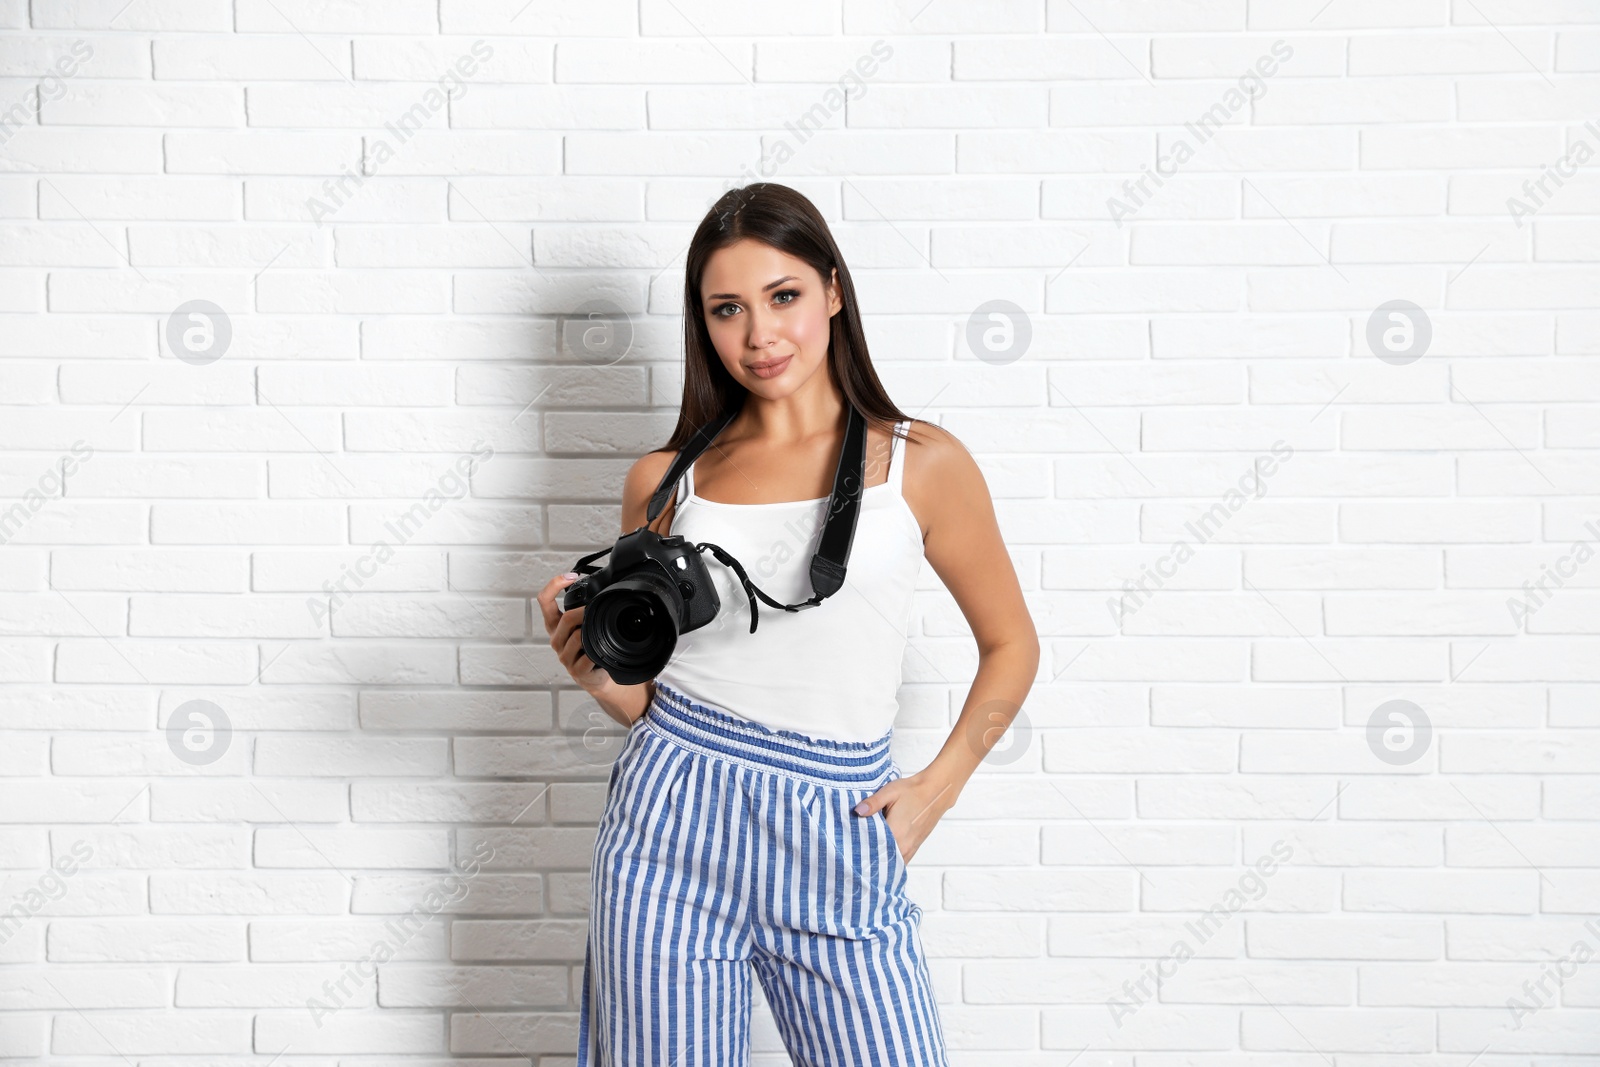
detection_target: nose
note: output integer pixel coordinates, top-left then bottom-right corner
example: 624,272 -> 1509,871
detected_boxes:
744,304 -> 782,349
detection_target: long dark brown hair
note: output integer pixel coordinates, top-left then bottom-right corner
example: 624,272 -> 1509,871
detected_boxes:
657,182 -> 912,458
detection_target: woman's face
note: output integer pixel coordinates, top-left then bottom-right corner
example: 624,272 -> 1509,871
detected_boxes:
698,238 -> 841,397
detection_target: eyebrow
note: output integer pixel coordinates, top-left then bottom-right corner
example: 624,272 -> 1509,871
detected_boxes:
704,276 -> 799,302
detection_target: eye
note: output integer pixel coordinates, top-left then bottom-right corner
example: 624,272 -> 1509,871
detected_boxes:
709,289 -> 802,320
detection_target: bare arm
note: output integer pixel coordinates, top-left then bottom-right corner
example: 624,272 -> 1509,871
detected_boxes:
853,421 -> 1040,861
917,424 -> 1039,799
581,650 -> 656,729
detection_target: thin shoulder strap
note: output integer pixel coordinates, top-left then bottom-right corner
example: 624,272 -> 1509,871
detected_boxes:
681,453 -> 696,501
888,420 -> 909,494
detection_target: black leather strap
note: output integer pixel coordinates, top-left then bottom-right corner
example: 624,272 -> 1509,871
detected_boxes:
808,402 -> 867,598
647,404 -> 741,523
643,401 -> 869,626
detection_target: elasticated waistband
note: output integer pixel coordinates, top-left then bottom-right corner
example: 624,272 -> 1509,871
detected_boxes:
645,681 -> 894,788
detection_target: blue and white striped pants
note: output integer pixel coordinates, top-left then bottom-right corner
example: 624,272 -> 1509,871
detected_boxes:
577,680 -> 949,1066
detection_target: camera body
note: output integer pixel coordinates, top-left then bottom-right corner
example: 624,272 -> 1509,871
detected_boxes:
559,526 -> 722,685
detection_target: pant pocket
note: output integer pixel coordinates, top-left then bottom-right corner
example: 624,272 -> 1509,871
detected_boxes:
881,808 -> 907,868
882,760 -> 908,866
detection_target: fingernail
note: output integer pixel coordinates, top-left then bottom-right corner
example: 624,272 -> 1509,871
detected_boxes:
854,801 -> 868,815
562,572 -> 580,580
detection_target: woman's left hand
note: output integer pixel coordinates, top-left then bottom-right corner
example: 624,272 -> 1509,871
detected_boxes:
853,769 -> 960,864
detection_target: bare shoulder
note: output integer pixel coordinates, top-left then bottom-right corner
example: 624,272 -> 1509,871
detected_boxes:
899,419 -> 985,542
900,419 -> 1035,656
622,449 -> 680,534
901,419 -> 979,486
901,418 -> 962,456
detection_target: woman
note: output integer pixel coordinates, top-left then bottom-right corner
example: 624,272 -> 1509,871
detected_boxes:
539,183 -> 1039,1065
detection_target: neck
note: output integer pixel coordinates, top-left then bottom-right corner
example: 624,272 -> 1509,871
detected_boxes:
735,375 -> 848,445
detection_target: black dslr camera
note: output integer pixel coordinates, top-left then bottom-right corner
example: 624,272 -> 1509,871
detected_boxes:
557,402 -> 872,687
557,528 -> 721,686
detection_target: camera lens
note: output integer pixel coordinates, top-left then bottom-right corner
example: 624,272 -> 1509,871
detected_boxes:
582,572 -> 683,685
617,603 -> 654,641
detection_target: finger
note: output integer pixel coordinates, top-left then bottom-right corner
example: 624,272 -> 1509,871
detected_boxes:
537,572 -> 582,635
546,586 -> 587,648
559,620 -> 591,673
535,574 -> 564,634
551,603 -> 585,652
853,788 -> 886,817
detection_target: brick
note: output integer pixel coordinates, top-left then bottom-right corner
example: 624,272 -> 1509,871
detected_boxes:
154,37 -> 355,80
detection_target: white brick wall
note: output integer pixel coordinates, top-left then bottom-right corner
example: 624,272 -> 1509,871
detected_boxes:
2,3 -> 1598,1063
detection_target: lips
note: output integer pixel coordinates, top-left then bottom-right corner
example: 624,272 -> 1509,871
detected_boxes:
747,354 -> 793,378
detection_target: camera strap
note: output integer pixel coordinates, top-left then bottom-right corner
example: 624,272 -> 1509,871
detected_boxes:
644,401 -> 870,633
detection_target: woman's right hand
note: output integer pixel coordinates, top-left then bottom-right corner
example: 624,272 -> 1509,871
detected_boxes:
538,572 -> 610,692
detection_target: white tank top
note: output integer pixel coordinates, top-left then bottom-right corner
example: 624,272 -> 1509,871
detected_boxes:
653,420 -> 924,744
